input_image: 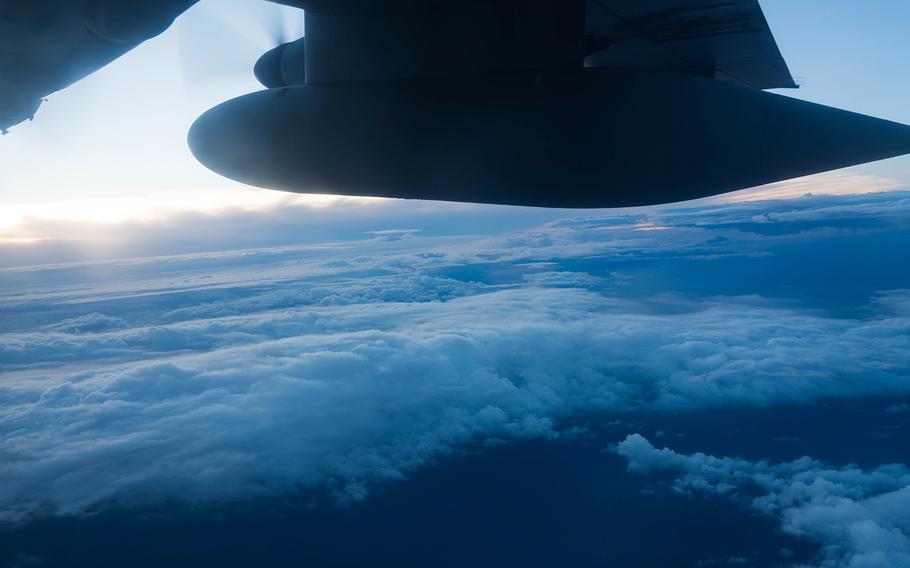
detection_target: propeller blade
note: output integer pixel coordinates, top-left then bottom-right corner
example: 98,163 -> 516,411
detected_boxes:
177,0 -> 304,94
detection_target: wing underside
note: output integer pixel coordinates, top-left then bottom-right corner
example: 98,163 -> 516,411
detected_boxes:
297,0 -> 797,89
585,0 -> 798,90
5,0 -> 910,209
190,0 -> 910,208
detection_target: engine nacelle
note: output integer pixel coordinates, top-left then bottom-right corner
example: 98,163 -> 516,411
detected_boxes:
189,68 -> 910,208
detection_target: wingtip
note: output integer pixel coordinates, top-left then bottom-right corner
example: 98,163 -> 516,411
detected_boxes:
761,95 -> 910,182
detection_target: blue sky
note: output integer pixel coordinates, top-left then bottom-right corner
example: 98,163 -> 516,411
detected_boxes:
1,3 -> 910,567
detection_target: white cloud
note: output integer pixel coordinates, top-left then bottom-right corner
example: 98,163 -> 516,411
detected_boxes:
2,191 -> 910,526
615,434 -> 910,568
2,285 -> 910,524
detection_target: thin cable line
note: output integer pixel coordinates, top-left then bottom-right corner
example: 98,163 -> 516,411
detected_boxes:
589,0 -> 748,86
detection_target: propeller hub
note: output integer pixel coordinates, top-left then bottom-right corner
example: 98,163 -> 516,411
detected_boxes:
254,38 -> 306,88
254,43 -> 289,88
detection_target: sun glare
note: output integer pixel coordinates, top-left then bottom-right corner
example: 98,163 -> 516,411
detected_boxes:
714,170 -> 907,203
0,189 -> 364,237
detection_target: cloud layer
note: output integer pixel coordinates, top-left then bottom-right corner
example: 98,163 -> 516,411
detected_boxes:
2,191 -> 910,527
616,434 -> 910,568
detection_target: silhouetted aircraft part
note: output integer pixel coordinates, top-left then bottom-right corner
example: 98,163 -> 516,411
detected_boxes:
254,43 -> 291,88
188,69 -> 910,208
301,1 -> 587,85
0,0 -> 197,133
254,39 -> 306,88
5,0 -> 910,208
83,0 -> 198,44
188,0 -> 908,207
0,93 -> 42,135
176,3 -> 304,93
585,0 -> 797,90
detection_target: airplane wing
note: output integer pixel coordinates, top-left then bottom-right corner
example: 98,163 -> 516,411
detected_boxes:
0,0 -> 197,134
190,0 -> 910,208
297,0 -> 796,90
4,0 -> 910,208
585,0 -> 798,90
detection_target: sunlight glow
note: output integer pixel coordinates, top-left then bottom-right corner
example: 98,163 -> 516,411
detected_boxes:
0,189 -> 370,235
712,170 -> 907,203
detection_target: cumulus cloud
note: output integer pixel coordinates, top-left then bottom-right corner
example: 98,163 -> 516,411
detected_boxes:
3,286 -> 910,523
615,434 -> 910,568
2,191 -> 910,525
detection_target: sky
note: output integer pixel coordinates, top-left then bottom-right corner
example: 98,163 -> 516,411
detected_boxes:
1,2 -> 910,568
